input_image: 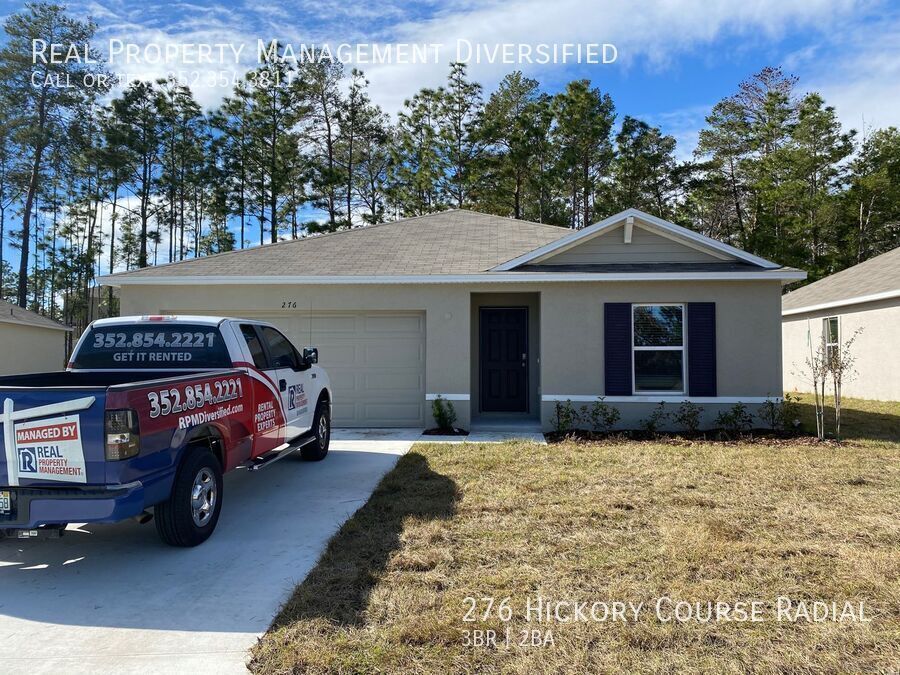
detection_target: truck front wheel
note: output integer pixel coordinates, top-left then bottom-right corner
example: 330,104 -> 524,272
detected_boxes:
155,448 -> 223,547
300,399 -> 330,461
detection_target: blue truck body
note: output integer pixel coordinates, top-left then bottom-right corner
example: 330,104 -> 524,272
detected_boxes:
0,375 -> 211,530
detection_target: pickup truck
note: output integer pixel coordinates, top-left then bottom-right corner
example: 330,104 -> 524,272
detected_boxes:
0,315 -> 332,546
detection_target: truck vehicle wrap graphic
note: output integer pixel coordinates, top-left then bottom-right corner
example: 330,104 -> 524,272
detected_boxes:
0,315 -> 330,546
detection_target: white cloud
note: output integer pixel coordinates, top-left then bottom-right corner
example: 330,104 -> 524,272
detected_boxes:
77,0 -> 869,115
798,12 -> 900,134
356,0 -> 864,114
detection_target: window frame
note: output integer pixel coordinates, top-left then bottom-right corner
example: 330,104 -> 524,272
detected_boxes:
823,316 -> 840,362
631,303 -> 687,396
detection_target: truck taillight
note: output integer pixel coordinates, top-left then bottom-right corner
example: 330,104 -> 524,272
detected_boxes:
105,409 -> 140,461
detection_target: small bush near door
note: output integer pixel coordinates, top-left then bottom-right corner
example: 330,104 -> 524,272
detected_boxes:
580,398 -> 621,434
553,400 -> 579,434
431,396 -> 458,431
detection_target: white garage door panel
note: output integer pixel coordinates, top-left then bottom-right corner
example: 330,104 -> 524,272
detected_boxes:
167,310 -> 426,427
365,314 -> 423,332
365,341 -> 423,364
363,403 -> 424,425
250,311 -> 425,428
365,371 -> 423,390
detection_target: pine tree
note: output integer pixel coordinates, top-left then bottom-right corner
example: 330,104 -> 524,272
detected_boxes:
0,2 -> 108,306
301,58 -> 344,230
787,93 -> 854,277
438,62 -> 484,208
478,72 -> 551,220
601,116 -> 682,219
110,81 -> 162,268
552,80 -> 615,228
335,69 -> 378,227
390,89 -> 445,216
842,127 -> 900,264
353,101 -> 392,225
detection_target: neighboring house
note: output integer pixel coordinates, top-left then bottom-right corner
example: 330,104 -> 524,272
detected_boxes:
782,247 -> 900,402
0,299 -> 72,375
100,208 -> 804,431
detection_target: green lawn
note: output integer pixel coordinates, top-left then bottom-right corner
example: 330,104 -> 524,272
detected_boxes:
251,397 -> 900,674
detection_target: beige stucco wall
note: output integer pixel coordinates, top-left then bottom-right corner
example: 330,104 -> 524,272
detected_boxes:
118,278 -> 784,430
782,298 -> 900,402
0,323 -> 68,375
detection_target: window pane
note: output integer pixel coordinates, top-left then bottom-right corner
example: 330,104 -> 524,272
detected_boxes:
635,350 -> 684,392
634,305 -> 683,347
824,317 -> 839,344
260,327 -> 298,370
72,324 -> 230,369
240,325 -> 268,369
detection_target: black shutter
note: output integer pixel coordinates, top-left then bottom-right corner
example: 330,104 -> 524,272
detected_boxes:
604,303 -> 632,396
687,302 -> 716,397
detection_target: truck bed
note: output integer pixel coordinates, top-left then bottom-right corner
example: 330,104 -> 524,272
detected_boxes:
0,370 -> 215,389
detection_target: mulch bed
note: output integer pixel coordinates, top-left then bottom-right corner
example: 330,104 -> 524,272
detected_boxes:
421,427 -> 469,436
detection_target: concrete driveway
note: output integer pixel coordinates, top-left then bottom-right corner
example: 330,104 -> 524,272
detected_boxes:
0,429 -> 419,674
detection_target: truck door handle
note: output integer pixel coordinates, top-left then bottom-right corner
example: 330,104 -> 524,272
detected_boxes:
279,379 -> 287,392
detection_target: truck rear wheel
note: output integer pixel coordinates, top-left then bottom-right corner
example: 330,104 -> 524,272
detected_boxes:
155,448 -> 223,547
300,399 -> 330,461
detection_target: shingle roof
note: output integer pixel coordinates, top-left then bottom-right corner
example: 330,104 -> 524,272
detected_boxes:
0,299 -> 72,331
782,246 -> 900,313
106,210 -> 569,278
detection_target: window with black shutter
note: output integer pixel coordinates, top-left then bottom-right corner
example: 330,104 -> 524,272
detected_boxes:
632,304 -> 685,394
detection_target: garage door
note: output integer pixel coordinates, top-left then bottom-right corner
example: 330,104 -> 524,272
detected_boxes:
219,311 -> 426,427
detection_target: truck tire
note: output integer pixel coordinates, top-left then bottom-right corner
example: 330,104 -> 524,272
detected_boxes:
155,448 -> 223,547
300,399 -> 330,461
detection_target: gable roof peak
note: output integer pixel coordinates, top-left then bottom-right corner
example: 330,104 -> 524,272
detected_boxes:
492,208 -> 782,271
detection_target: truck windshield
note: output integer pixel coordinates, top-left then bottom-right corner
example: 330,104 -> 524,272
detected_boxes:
71,324 -> 231,370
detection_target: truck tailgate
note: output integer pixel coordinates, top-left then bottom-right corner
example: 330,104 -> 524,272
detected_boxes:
0,389 -> 107,487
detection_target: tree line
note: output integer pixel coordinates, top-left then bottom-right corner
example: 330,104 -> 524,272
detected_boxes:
1,3 -> 898,342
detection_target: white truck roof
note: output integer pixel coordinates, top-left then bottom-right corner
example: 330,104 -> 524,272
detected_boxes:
90,315 -> 236,327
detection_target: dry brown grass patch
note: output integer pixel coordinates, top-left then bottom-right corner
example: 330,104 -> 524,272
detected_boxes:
251,402 -> 900,674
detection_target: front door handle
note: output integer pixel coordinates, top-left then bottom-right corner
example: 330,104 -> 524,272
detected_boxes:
279,379 -> 287,392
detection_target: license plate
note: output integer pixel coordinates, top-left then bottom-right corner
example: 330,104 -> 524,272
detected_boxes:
0,491 -> 10,514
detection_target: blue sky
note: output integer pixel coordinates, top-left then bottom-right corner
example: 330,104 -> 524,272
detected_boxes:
2,0 -> 900,270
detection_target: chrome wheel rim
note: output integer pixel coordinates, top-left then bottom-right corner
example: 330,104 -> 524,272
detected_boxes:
190,468 -> 216,527
318,414 -> 328,446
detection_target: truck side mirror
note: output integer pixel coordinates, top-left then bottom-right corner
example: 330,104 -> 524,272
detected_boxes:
303,347 -> 318,365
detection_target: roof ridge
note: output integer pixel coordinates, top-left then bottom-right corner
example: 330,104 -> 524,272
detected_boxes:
453,207 -> 571,234
106,208 -> 569,279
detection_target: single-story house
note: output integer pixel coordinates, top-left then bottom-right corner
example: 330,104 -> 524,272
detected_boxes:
782,246 -> 899,402
100,208 -> 804,431
0,299 -> 72,375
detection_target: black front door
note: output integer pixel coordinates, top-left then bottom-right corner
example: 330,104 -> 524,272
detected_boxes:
480,307 -> 528,413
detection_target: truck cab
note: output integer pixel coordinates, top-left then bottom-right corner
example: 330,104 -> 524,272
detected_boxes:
0,315 -> 332,546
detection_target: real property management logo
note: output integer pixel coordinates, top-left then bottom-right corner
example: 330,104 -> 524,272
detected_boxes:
32,38 -> 619,68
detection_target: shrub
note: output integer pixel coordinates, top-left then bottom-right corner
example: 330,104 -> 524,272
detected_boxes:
757,393 -> 801,433
715,402 -> 753,438
554,399 -> 579,434
581,398 -> 621,434
431,396 -> 458,430
781,393 -> 800,431
639,402 -> 669,437
673,401 -> 703,435
758,397 -> 780,430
